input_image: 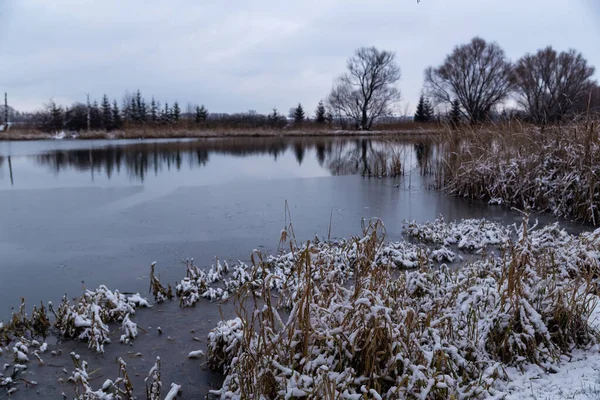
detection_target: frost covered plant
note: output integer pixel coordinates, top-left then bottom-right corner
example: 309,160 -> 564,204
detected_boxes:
437,124 -> 600,225
175,258 -> 231,306
52,286 -> 149,353
69,353 -> 134,399
404,217 -> 510,250
149,262 -> 173,303
206,217 -> 600,399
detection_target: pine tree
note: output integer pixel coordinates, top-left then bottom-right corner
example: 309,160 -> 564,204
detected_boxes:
195,105 -> 208,124
162,103 -> 171,124
268,108 -> 281,127
449,99 -> 461,128
424,98 -> 434,122
129,96 -> 138,122
315,100 -> 326,124
150,97 -> 158,123
172,101 -> 181,122
112,100 -> 122,130
414,95 -> 427,122
293,103 -> 305,124
101,95 -> 112,130
135,90 -> 147,123
47,101 -> 64,132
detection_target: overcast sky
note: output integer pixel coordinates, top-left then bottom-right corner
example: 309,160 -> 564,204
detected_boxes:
1,0 -> 599,115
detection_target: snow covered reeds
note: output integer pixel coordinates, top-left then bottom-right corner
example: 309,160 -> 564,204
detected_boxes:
204,217 -> 600,399
436,122 -> 600,224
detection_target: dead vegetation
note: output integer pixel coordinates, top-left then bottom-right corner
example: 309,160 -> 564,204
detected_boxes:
435,120 -> 600,224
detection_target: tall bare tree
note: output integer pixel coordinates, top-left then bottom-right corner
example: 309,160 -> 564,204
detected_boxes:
328,47 -> 401,130
424,37 -> 512,124
512,47 -> 596,124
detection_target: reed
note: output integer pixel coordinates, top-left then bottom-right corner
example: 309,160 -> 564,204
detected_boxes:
435,121 -> 600,224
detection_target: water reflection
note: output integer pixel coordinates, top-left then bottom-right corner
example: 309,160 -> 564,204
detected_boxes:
1,136 -> 431,186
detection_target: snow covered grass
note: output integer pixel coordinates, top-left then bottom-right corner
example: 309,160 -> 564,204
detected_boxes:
51,285 -> 149,353
437,122 -> 600,225
194,217 -> 600,399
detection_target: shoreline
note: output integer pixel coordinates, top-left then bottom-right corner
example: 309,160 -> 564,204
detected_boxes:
0,128 -> 441,141
2,217 -> 600,399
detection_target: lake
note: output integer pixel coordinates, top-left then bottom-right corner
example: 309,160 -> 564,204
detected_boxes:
0,136 -> 586,318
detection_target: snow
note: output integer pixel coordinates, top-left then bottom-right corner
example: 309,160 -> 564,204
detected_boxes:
188,350 -> 204,358
164,382 -> 182,400
501,348 -> 600,399
52,131 -> 66,140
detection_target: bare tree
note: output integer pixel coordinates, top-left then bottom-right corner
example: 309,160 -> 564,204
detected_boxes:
424,37 -> 512,124
512,47 -> 596,124
327,47 -> 401,130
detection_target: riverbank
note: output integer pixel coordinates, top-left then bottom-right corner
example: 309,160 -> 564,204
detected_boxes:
0,127 -> 441,141
2,216 -> 600,399
436,121 -> 600,225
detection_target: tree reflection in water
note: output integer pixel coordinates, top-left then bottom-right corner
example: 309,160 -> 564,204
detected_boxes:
29,136 -> 430,183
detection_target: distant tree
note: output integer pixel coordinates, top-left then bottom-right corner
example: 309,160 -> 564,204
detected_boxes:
449,99 -> 461,128
328,46 -> 401,130
424,98 -> 434,121
112,100 -> 123,129
267,108 -> 282,128
512,47 -> 596,124
90,100 -> 102,130
135,90 -> 146,123
425,37 -> 512,124
42,101 -> 64,132
195,105 -> 208,124
414,95 -> 428,122
64,103 -> 88,131
293,103 -> 305,124
101,95 -> 112,130
315,100 -> 326,124
122,92 -> 132,122
150,97 -> 158,123
172,101 -> 181,122
162,103 -> 171,124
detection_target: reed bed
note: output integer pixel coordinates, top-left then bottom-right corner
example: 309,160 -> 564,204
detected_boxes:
183,217 -> 600,399
436,121 -> 600,224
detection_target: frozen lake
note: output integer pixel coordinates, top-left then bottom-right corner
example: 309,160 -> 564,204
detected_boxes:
0,136 -> 587,317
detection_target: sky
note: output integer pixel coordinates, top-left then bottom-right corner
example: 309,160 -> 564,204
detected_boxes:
1,0 -> 599,116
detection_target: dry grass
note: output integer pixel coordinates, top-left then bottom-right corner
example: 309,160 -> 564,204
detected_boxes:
0,124 -> 442,141
435,120 -> 600,224
205,216 -> 600,399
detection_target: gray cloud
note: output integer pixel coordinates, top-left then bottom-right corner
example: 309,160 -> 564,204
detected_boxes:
1,0 -> 599,115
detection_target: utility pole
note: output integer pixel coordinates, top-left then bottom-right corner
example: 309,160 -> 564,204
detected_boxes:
86,93 -> 91,132
4,93 -> 8,130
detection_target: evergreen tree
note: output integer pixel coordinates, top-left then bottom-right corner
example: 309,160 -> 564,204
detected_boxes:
130,96 -> 138,122
47,101 -> 64,132
172,101 -> 181,122
101,94 -> 112,130
90,100 -> 102,130
293,103 -> 305,124
150,97 -> 158,123
424,98 -> 434,122
315,100 -> 326,124
135,90 -> 147,122
414,95 -> 427,122
195,105 -> 208,124
112,100 -> 123,130
449,99 -> 461,128
162,103 -> 171,124
268,108 -> 281,128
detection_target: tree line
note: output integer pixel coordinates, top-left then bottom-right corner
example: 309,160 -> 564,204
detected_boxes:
3,36 -> 599,132
328,38 -> 599,128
